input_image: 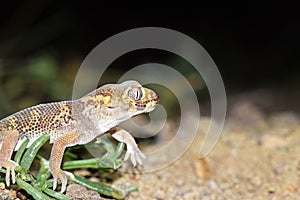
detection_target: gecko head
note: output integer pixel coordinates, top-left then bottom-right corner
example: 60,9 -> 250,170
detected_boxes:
117,80 -> 159,117
85,80 -> 159,123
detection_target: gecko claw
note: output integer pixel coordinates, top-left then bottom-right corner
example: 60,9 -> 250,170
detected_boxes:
52,170 -> 73,193
124,145 -> 146,166
1,161 -> 18,187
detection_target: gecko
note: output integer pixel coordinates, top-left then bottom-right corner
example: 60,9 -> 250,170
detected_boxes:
0,80 -> 159,193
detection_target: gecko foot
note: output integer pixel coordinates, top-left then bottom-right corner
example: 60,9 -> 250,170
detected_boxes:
52,170 -> 74,193
1,160 -> 18,186
124,145 -> 146,166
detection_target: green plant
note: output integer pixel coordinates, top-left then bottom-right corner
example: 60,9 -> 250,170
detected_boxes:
0,135 -> 135,199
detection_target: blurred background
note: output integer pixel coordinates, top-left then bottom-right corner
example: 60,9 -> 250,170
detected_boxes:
0,2 -> 299,117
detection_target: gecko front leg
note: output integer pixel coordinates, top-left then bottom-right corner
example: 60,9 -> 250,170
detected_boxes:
0,130 -> 19,187
50,130 -> 80,193
109,127 -> 146,166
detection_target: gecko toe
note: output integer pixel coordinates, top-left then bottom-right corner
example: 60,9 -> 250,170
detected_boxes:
53,177 -> 58,190
11,167 -> 16,184
5,167 -> 11,186
130,156 -> 137,167
135,151 -> 145,165
60,178 -> 67,193
52,170 -> 70,193
2,161 -> 18,186
125,147 -> 146,166
124,151 -> 130,162
136,155 -> 143,165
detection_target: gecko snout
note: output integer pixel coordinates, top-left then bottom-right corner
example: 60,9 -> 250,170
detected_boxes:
148,89 -> 159,105
152,92 -> 159,104
146,90 -> 159,112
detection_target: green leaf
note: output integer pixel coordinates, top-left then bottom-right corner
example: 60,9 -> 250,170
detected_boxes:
14,138 -> 29,164
71,175 -> 125,200
16,178 -> 54,200
35,155 -> 51,182
63,140 -> 124,170
63,150 -> 79,160
63,158 -> 102,170
20,135 -> 50,170
43,187 -> 69,200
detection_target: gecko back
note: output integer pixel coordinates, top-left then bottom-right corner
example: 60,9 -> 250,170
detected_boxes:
0,101 -> 76,146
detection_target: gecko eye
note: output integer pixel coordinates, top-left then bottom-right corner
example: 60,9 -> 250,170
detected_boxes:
128,88 -> 143,101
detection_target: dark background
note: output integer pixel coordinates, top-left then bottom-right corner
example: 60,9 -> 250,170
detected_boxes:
0,2 -> 299,116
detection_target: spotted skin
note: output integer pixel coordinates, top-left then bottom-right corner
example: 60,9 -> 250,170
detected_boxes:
0,102 -> 74,143
0,80 -> 159,193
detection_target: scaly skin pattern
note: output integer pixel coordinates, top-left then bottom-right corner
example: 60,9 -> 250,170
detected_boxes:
0,80 -> 159,192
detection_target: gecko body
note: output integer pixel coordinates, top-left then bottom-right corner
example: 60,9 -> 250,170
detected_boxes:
0,80 -> 159,192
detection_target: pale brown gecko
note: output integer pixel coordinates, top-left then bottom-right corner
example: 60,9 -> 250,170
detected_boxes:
0,80 -> 159,192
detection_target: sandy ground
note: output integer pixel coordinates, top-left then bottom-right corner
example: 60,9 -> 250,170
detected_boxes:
113,118 -> 300,199
112,89 -> 300,199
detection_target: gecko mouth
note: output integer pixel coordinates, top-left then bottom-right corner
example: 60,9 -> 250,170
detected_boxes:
134,90 -> 159,112
136,95 -> 159,110
146,106 -> 156,113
